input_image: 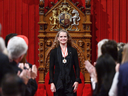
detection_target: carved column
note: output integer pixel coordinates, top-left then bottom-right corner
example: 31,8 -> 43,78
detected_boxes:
38,0 -> 47,83
83,0 -> 92,83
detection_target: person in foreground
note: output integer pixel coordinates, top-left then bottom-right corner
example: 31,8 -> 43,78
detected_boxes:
49,29 -> 81,96
93,54 -> 116,96
1,73 -> 25,96
118,44 -> 128,96
7,35 -> 37,96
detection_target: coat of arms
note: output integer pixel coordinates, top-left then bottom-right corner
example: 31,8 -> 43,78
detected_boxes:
59,13 -> 71,28
49,0 -> 80,31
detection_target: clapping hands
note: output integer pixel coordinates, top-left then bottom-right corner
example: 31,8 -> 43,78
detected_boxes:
18,63 -> 37,81
84,60 -> 97,82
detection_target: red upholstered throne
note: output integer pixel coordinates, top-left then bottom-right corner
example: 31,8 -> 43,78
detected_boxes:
36,72 -> 92,96
37,0 -> 92,95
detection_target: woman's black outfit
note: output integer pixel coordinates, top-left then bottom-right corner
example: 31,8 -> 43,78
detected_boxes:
49,46 -> 81,96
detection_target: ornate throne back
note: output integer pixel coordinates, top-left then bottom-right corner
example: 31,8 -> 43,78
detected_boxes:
38,0 -> 92,84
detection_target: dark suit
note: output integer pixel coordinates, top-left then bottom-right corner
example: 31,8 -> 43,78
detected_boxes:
0,52 -> 15,85
0,52 -> 15,96
118,62 -> 128,96
93,83 -> 108,96
49,46 -> 81,96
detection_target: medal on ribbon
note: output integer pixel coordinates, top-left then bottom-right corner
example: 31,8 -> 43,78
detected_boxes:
61,47 -> 67,64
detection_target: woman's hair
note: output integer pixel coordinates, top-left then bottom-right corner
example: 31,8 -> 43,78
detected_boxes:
121,44 -> 128,64
5,33 -> 17,47
52,29 -> 72,48
101,40 -> 118,62
95,54 -> 116,94
97,39 -> 108,57
118,48 -> 123,64
20,52 -> 27,64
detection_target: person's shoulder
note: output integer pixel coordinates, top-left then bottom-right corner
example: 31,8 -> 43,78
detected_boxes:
0,52 -> 9,64
50,47 -> 57,54
120,62 -> 128,71
51,47 -> 57,52
69,47 -> 77,52
0,52 -> 8,59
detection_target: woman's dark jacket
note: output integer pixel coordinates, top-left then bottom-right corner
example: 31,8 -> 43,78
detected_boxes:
49,46 -> 81,90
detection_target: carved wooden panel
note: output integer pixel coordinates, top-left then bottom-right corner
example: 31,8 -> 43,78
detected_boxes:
38,0 -> 92,84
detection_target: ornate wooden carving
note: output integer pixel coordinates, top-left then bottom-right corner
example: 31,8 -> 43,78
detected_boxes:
38,0 -> 92,84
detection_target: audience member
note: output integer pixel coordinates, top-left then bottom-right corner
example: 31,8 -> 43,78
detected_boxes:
117,42 -> 125,51
1,73 -> 25,96
0,24 -> 15,96
3,33 -> 18,56
85,39 -> 118,93
0,24 -> 6,54
109,42 -> 125,96
93,54 -> 116,96
0,37 -> 6,53
101,40 -> 118,62
5,33 -> 17,47
7,36 -> 34,96
0,52 -> 15,96
17,35 -> 38,96
97,39 -> 108,58
84,39 -> 108,90
118,44 -> 128,96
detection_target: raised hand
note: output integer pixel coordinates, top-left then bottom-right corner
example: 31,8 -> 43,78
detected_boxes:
31,65 -> 37,79
84,60 -> 97,82
18,69 -> 30,84
18,63 -> 24,70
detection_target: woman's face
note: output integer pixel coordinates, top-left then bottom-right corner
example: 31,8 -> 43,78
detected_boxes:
58,32 -> 68,45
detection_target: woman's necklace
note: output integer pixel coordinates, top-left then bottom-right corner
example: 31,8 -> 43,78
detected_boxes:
61,46 -> 67,64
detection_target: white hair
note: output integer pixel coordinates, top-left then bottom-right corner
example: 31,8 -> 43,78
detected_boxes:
97,39 -> 108,57
7,36 -> 28,59
0,37 -> 6,52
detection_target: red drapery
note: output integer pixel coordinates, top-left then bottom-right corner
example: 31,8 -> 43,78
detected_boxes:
0,0 -> 128,95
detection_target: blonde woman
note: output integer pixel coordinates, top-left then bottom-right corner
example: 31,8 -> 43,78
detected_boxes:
49,29 -> 81,96
118,44 -> 128,96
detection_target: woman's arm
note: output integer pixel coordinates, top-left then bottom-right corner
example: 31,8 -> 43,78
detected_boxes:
49,49 -> 55,83
73,48 -> 81,83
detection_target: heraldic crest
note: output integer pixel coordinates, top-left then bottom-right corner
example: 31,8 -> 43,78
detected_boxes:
49,0 -> 81,31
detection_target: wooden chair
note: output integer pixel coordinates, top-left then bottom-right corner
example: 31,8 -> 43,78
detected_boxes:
37,0 -> 92,95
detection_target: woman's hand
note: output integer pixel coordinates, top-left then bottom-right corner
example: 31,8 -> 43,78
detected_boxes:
17,69 -> 30,84
50,83 -> 56,92
72,82 -> 78,93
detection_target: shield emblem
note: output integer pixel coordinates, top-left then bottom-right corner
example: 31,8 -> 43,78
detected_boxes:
59,13 -> 71,28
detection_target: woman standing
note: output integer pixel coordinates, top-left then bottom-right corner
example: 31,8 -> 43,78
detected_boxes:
93,54 -> 116,96
118,44 -> 128,96
49,29 -> 81,96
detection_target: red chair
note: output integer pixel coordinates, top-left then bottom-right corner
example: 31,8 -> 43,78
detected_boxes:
42,72 -> 92,96
45,72 -> 54,96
